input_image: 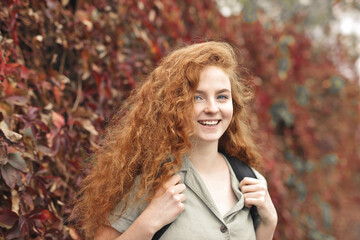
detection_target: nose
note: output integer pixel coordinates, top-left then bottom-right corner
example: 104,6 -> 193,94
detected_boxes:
204,99 -> 219,113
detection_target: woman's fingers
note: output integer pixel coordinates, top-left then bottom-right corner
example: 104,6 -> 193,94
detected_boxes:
165,185 -> 186,203
243,194 -> 266,208
239,177 -> 267,208
168,183 -> 186,195
243,191 -> 266,208
173,193 -> 187,203
165,184 -> 186,208
239,177 -> 266,193
239,177 -> 261,189
243,191 -> 265,199
167,174 -> 181,186
239,177 -> 278,226
155,174 -> 183,197
241,183 -> 267,194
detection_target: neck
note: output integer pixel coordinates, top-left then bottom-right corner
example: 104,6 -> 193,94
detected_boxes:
187,140 -> 223,173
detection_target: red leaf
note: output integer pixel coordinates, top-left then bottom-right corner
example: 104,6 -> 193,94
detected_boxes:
27,209 -> 54,222
4,95 -> 28,106
4,63 -> 21,73
20,65 -> 31,79
46,129 -> 58,148
51,111 -> 65,130
26,106 -> 39,121
0,209 -> 19,229
53,85 -> 63,105
92,70 -> 102,87
2,78 -> 15,96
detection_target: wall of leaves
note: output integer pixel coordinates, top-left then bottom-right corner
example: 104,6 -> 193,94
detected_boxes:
0,0 -> 359,239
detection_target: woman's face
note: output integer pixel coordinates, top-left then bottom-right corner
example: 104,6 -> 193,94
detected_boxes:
191,66 -> 233,145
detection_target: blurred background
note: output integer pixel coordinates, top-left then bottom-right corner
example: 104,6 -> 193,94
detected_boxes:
0,0 -> 359,239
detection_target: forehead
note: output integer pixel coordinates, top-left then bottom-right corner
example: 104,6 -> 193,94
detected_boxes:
197,66 -> 231,90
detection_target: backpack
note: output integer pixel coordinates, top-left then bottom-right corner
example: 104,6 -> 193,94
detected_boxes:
152,154 -> 260,240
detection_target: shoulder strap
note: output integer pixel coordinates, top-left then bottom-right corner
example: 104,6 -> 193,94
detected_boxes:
152,154 -> 260,240
223,153 -> 261,230
152,223 -> 170,240
225,154 -> 256,182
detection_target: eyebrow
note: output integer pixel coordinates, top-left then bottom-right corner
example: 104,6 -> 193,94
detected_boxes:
195,89 -> 231,94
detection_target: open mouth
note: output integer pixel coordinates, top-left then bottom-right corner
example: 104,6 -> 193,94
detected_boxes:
198,120 -> 220,126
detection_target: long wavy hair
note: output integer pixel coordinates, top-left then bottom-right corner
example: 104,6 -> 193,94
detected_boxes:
72,41 -> 261,238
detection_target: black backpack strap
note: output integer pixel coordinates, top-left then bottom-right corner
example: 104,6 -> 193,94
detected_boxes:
152,223 -> 171,240
224,153 -> 261,230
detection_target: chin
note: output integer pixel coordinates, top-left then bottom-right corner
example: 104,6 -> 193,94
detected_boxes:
193,136 -> 221,144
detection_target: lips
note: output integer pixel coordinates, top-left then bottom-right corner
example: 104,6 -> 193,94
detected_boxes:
198,120 -> 220,126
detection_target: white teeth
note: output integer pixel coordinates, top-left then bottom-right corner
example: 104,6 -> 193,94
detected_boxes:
199,120 -> 219,126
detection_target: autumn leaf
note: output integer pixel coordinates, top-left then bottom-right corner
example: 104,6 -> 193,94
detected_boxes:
27,209 -> 55,222
0,144 -> 8,165
51,111 -> 65,130
0,121 -> 23,143
72,118 -> 98,136
4,95 -> 28,106
36,145 -> 56,157
1,164 -> 18,189
7,152 -> 27,172
0,209 -> 19,229
20,65 -> 32,79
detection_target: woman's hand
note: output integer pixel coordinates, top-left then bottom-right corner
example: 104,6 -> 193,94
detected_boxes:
239,177 -> 277,239
95,175 -> 186,240
140,174 -> 186,233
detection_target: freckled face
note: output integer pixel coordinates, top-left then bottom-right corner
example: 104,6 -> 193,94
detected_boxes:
191,66 -> 233,144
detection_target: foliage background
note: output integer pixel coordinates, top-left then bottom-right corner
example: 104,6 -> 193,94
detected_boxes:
0,0 -> 359,239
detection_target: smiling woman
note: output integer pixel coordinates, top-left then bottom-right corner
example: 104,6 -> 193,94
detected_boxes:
71,41 -> 277,240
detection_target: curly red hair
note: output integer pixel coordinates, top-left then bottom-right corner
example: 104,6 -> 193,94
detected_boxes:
72,41 -> 261,238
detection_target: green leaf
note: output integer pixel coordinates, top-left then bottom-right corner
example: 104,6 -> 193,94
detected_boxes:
1,164 -> 17,189
8,152 -> 27,172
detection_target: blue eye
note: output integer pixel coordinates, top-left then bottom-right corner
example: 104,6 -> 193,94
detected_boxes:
217,95 -> 228,100
194,96 -> 202,101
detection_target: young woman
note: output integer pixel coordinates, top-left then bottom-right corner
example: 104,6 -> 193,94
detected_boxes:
72,41 -> 277,239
